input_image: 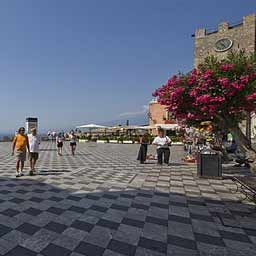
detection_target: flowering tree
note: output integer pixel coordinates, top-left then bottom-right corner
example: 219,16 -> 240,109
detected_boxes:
153,51 -> 256,156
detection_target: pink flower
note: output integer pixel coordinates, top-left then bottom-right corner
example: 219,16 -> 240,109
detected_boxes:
212,96 -> 225,102
152,91 -> 158,97
208,105 -> 217,115
167,79 -> 176,87
189,90 -> 197,97
171,87 -> 185,97
187,75 -> 196,85
240,75 -> 250,84
195,94 -> 211,104
220,64 -> 234,72
187,113 -> 195,119
200,106 -> 208,112
246,93 -> 256,101
191,68 -> 199,76
217,77 -> 229,88
250,72 -> 256,79
201,70 -> 214,80
231,82 -> 245,90
225,90 -> 236,97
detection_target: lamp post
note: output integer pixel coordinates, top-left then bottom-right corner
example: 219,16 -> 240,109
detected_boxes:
246,112 -> 252,146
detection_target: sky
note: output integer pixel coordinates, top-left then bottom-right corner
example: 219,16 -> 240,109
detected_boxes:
0,0 -> 255,133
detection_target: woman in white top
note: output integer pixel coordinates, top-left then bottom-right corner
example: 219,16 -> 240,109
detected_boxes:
69,130 -> 77,156
152,128 -> 172,165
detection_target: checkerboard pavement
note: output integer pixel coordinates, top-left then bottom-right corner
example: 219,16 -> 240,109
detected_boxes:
0,142 -> 255,255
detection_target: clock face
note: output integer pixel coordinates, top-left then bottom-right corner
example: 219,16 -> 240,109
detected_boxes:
215,38 -> 233,52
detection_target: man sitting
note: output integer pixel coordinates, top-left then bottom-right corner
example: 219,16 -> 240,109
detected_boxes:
226,140 -> 237,154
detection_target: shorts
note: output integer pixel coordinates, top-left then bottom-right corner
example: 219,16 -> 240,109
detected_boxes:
30,152 -> 39,161
70,142 -> 76,147
16,150 -> 26,162
57,142 -> 63,148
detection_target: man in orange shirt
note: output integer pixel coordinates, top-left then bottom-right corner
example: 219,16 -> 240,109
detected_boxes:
12,127 -> 30,177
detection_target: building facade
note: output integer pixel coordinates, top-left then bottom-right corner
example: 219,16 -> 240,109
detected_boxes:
193,13 -> 256,138
148,99 -> 177,135
194,13 -> 256,67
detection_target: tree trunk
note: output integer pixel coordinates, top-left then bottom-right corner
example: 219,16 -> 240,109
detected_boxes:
217,114 -> 256,161
229,125 -> 255,156
246,112 -> 252,143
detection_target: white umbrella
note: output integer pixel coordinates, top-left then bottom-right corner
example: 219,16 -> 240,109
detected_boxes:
132,125 -> 154,130
76,124 -> 108,136
155,123 -> 179,130
76,124 -> 107,129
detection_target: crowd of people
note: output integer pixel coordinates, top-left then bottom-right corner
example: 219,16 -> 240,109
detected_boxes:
12,124 -> 247,178
12,128 -> 77,177
12,126 -> 173,178
136,123 -> 251,168
181,123 -> 250,167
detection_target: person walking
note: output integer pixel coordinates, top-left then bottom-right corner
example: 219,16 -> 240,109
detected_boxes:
56,132 -> 64,155
152,128 -> 172,165
12,127 -> 30,177
137,133 -> 149,164
51,131 -> 56,142
69,130 -> 77,156
28,128 -> 40,175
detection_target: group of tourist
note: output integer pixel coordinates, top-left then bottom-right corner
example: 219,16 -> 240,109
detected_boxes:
55,131 -> 77,156
12,128 -> 77,177
12,126 -> 172,178
137,128 -> 172,165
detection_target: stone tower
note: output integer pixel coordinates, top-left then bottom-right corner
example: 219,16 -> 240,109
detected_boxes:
193,13 -> 256,67
193,13 -> 256,139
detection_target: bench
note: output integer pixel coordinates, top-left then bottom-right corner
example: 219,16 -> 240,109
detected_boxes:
231,176 -> 256,202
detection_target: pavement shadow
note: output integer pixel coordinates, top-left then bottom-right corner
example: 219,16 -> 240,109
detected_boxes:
36,169 -> 71,175
0,175 -> 255,256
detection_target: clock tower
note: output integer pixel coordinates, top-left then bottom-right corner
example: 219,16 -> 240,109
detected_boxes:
193,13 -> 256,139
193,13 -> 256,67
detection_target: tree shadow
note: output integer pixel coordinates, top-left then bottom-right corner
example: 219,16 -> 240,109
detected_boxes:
0,174 -> 255,256
36,170 -> 71,176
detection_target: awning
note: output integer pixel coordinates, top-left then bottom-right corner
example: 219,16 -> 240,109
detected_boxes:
76,124 -> 107,129
155,124 -> 179,130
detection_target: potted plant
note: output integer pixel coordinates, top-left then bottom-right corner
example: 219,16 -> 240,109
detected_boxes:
97,136 -> 109,143
79,135 -> 89,142
109,136 -> 118,143
118,136 -> 124,144
123,135 -> 133,144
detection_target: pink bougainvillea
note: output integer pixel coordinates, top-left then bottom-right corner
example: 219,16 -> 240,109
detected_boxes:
153,52 -> 256,127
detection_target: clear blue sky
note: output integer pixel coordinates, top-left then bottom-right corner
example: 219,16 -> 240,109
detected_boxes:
0,0 -> 255,132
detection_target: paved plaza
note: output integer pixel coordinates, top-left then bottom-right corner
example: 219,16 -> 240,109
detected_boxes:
0,142 -> 255,256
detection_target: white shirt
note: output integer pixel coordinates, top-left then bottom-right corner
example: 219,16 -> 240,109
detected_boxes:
70,134 -> 76,143
56,136 -> 64,143
28,134 -> 40,153
153,136 -> 171,149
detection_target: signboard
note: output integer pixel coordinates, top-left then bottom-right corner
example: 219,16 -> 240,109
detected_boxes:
26,117 -> 38,134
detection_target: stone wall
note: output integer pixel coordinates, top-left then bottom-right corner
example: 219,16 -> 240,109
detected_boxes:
149,101 -> 167,127
194,13 -> 256,67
